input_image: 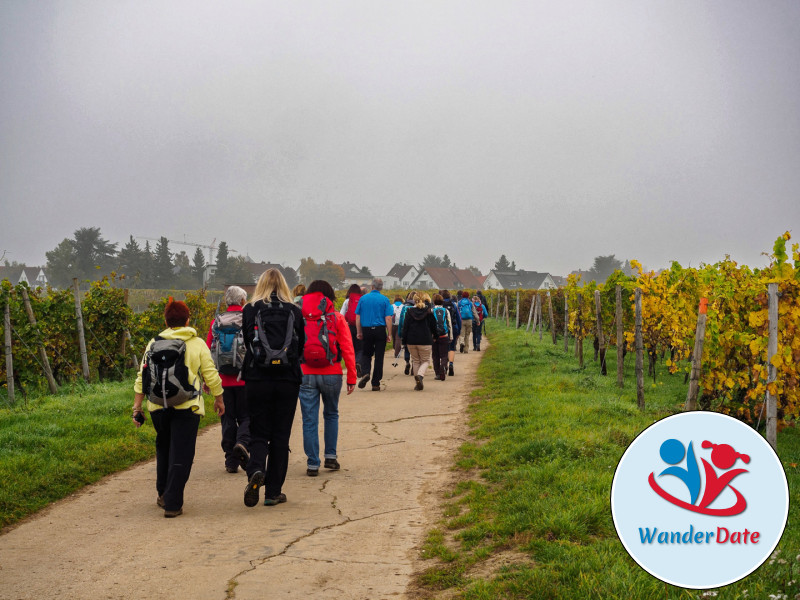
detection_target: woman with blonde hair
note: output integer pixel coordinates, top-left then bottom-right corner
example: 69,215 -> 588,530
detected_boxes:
400,292 -> 437,391
241,269 -> 305,507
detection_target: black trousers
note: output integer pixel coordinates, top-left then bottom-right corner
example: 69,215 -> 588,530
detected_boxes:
472,321 -> 483,348
151,408 -> 201,512
221,386 -> 251,469
245,379 -> 300,498
348,322 -> 363,368
432,337 -> 450,379
360,327 -> 388,387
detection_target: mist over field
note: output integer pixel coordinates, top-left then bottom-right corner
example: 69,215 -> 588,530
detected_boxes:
1,1 -> 799,277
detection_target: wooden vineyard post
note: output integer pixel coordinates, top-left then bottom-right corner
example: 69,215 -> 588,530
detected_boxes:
4,300 -> 15,404
563,293 -> 569,352
538,295 -> 544,341
72,278 -> 90,382
489,295 -> 493,320
21,288 -> 58,394
577,294 -> 584,367
616,285 -> 624,388
526,291 -> 535,332
766,283 -> 778,450
496,295 -> 501,319
594,290 -> 607,375
635,288 -> 644,410
548,291 -> 556,344
515,291 -> 520,329
685,298 -> 708,411
505,293 -> 510,327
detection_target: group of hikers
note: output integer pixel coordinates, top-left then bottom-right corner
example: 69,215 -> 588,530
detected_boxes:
131,268 -> 488,517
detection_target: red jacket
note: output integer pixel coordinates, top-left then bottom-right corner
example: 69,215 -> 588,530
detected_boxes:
206,305 -> 245,388
300,311 -> 357,385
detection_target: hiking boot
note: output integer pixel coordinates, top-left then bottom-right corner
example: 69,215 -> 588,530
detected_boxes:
225,465 -> 239,473
356,363 -> 363,378
263,493 -> 287,506
459,343 -> 465,353
440,374 -> 446,381
448,364 -> 454,377
372,385 -> 381,391
357,374 -> 370,389
404,362 -> 411,375
414,375 -> 424,391
164,508 -> 183,518
232,443 -> 250,470
306,468 -> 319,477
157,495 -> 165,508
324,458 -> 340,470
244,471 -> 264,507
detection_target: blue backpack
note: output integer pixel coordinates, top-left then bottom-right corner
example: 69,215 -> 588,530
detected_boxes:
211,311 -> 246,375
432,306 -> 449,337
458,298 -> 473,320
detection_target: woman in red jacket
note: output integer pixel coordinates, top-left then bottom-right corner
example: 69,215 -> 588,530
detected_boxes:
299,280 -> 357,476
206,286 -> 250,473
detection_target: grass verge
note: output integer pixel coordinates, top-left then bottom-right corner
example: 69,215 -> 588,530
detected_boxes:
415,319 -> 800,599
0,379 -> 221,529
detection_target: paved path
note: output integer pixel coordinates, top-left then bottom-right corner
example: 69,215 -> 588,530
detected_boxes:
0,346 -> 485,600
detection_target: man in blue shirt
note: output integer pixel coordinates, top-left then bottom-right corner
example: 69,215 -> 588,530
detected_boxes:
355,278 -> 394,391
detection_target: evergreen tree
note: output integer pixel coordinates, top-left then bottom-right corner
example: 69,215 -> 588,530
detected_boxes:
589,255 -> 623,284
442,254 -> 452,268
152,237 -> 174,287
494,254 -> 512,271
45,238 -> 77,288
214,241 -> 230,286
72,227 -> 117,280
117,236 -> 144,282
421,254 -> 445,268
192,247 -> 206,287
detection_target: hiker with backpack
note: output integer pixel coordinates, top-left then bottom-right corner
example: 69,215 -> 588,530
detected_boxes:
241,269 -> 305,508
457,291 -> 478,354
206,286 -> 250,474
340,284 -> 363,377
440,290 -> 461,376
401,292 -> 437,391
471,295 -> 489,351
391,295 -> 404,364
132,299 -> 225,518
299,280 -> 357,477
355,278 -> 394,391
396,291 -> 417,374
431,294 -> 453,381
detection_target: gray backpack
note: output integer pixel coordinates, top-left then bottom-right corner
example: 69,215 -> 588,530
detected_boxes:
210,311 -> 246,375
142,337 -> 199,408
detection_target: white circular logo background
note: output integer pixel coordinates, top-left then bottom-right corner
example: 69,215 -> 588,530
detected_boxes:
611,412 -> 789,589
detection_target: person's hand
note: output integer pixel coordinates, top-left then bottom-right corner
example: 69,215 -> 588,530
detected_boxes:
132,408 -> 145,428
346,384 -> 355,395
214,395 -> 225,416
203,384 -> 210,394
357,331 -> 363,340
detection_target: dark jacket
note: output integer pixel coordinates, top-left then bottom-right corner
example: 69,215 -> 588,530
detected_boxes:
442,298 -> 462,336
242,295 -> 305,383
401,303 -> 437,346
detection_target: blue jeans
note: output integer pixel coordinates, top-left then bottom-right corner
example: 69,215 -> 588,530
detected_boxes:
299,374 -> 342,470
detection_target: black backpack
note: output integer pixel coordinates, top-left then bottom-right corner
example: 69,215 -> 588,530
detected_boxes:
250,300 -> 299,372
432,306 -> 449,337
142,337 -> 199,408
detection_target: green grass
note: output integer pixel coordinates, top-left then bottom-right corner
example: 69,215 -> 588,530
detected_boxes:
417,319 -> 800,599
0,379 -> 221,529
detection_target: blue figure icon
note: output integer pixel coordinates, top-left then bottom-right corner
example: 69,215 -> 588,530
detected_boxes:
658,439 -> 701,505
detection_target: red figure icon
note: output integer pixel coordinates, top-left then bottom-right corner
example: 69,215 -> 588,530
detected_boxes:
697,441 -> 750,512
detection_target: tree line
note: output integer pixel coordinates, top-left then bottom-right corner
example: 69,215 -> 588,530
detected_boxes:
43,228 -> 252,289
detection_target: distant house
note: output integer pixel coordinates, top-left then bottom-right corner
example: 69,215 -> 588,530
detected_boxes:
484,270 -> 556,290
550,275 -> 567,287
382,263 -> 419,289
340,262 -> 372,289
0,266 -> 48,288
409,267 -> 483,291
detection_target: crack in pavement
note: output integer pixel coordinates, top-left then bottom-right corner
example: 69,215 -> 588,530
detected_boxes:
281,554 -> 398,566
224,507 -> 419,599
344,439 -> 406,452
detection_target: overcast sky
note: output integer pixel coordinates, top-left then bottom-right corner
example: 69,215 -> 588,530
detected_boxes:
1,1 -> 798,276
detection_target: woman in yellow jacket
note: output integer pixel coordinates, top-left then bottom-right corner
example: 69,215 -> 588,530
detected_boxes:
132,299 -> 224,518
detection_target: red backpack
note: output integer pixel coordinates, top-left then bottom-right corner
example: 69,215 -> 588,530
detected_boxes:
301,292 -> 341,368
344,292 -> 361,325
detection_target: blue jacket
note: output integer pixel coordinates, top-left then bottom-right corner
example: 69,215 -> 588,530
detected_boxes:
442,298 -> 461,336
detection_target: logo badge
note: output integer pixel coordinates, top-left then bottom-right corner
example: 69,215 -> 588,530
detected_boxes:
611,412 -> 788,589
